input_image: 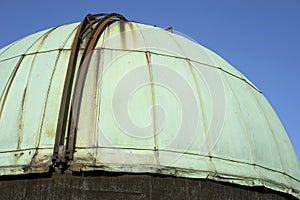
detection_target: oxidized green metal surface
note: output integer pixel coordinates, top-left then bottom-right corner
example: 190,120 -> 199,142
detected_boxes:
0,22 -> 79,174
0,14 -> 299,198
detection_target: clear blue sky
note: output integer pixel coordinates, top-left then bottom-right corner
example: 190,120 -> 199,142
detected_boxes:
0,0 -> 299,160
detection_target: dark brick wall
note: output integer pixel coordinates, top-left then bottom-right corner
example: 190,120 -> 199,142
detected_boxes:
0,172 -> 296,200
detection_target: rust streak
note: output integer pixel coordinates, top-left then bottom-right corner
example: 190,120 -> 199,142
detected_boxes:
145,52 -> 160,166
37,49 -> 63,148
120,20 -> 126,49
17,86 -> 27,150
128,22 -> 138,48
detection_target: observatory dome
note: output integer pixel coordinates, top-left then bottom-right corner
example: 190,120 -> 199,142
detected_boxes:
0,13 -> 299,199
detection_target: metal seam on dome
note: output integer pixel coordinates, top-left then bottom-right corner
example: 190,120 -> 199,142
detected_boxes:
0,55 -> 25,121
0,27 -> 59,118
0,25 -> 77,63
91,29 -> 106,164
0,24 -> 74,57
86,20 -> 260,93
19,27 -> 61,158
247,84 -> 290,176
0,26 -> 66,63
37,50 -> 63,150
70,145 -> 300,183
134,23 -> 149,52
0,147 -> 53,154
0,46 -> 261,95
1,146 -> 299,183
221,72 -> 257,165
93,48 -> 102,162
167,30 -> 215,160
145,51 -> 160,166
90,47 -> 262,93
185,59 -> 219,174
0,43 -> 15,56
0,49 -> 74,63
35,27 -> 76,159
189,61 -> 209,127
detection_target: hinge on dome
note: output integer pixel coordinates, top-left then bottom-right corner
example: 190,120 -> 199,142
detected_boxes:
52,13 -> 127,172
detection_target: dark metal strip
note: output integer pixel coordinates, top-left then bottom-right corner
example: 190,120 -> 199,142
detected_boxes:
65,13 -> 126,160
53,15 -> 91,165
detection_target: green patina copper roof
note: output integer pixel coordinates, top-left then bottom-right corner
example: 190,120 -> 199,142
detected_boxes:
0,14 -> 299,198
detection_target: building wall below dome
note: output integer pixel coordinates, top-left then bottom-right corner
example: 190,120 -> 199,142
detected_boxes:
0,172 -> 296,200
